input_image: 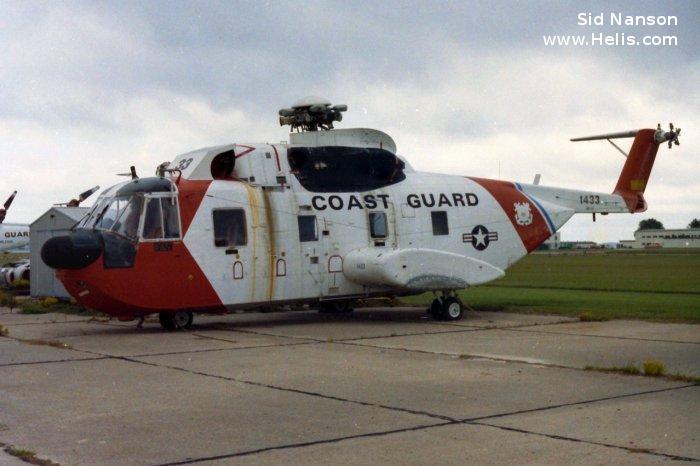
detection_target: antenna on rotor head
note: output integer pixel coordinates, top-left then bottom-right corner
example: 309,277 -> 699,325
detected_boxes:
279,96 -> 347,132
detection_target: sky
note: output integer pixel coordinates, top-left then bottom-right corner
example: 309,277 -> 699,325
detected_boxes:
1,0 -> 698,242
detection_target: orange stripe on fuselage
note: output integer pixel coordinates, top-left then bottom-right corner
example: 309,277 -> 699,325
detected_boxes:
469,177 -> 552,252
177,179 -> 212,235
57,179 -> 222,318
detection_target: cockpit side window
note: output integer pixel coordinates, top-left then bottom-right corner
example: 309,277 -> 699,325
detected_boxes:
142,198 -> 163,239
140,195 -> 181,241
161,198 -> 180,239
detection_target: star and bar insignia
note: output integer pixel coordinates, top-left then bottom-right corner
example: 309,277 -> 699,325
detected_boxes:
462,225 -> 498,251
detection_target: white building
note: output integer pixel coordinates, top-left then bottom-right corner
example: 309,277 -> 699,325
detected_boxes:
30,207 -> 90,298
620,228 -> 700,249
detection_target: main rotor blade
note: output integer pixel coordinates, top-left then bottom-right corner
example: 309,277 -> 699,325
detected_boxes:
78,185 -> 100,202
3,191 -> 17,210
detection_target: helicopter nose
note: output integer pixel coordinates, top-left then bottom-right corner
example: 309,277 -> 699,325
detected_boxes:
41,230 -> 102,270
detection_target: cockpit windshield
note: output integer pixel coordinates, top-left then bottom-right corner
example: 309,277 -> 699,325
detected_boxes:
76,192 -> 180,242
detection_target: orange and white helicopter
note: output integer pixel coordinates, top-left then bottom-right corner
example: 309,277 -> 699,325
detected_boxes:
0,191 -> 30,253
42,97 -> 681,329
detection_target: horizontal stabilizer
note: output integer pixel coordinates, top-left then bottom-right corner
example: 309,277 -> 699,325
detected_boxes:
570,130 -> 637,142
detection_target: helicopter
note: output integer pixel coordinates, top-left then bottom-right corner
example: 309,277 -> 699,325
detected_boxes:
41,97 -> 681,329
0,191 -> 30,253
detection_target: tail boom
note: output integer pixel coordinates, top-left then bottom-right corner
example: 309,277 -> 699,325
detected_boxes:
570,125 -> 679,213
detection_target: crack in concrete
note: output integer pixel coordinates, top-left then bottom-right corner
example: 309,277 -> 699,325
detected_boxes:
127,340 -> 317,358
0,356 -> 108,368
153,384 -> 697,465
154,421 -> 457,465
0,319 -> 95,327
471,422 -> 699,462
207,323 -> 483,344
507,326 -> 700,345
338,339 -> 700,381
461,384 -> 697,423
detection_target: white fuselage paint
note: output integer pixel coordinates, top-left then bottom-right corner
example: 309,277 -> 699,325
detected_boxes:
177,141 -> 585,308
0,223 -> 30,252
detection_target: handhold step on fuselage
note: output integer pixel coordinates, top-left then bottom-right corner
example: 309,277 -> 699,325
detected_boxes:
343,248 -> 505,290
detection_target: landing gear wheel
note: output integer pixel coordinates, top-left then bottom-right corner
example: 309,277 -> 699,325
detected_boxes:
429,298 -> 444,320
441,297 -> 464,321
318,301 -> 354,314
159,311 -> 193,330
429,297 -> 464,321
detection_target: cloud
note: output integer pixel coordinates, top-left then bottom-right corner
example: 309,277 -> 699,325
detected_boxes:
0,0 -> 698,241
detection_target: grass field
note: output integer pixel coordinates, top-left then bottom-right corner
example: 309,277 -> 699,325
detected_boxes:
2,250 -> 698,323
403,249 -> 700,323
0,252 -> 29,264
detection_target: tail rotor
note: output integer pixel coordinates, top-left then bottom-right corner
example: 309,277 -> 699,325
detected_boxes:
656,122 -> 681,149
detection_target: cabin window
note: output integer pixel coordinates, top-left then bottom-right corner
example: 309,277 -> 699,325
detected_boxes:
431,211 -> 449,236
213,209 -> 247,247
287,146 -> 406,192
298,215 -> 318,242
369,212 -> 387,238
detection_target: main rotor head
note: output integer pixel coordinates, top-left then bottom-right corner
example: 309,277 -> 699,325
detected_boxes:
279,96 -> 347,132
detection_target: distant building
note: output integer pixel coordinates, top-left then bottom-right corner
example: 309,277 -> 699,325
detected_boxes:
30,207 -> 90,298
620,228 -> 700,249
560,241 -> 598,250
538,232 -> 561,250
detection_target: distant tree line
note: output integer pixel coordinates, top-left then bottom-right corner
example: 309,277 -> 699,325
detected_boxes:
637,218 -> 700,230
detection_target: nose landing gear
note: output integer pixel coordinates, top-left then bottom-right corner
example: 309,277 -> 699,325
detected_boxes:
159,311 -> 194,330
429,292 -> 464,321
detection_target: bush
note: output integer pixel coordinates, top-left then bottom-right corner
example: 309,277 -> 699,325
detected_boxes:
643,359 -> 665,376
0,324 -> 8,336
10,279 -> 29,290
19,301 -> 49,314
41,297 -> 59,307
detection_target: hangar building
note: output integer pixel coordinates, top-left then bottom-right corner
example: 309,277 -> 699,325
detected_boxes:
619,228 -> 700,249
30,207 -> 90,298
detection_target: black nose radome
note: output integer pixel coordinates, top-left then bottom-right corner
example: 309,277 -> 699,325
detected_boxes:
41,230 -> 102,270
